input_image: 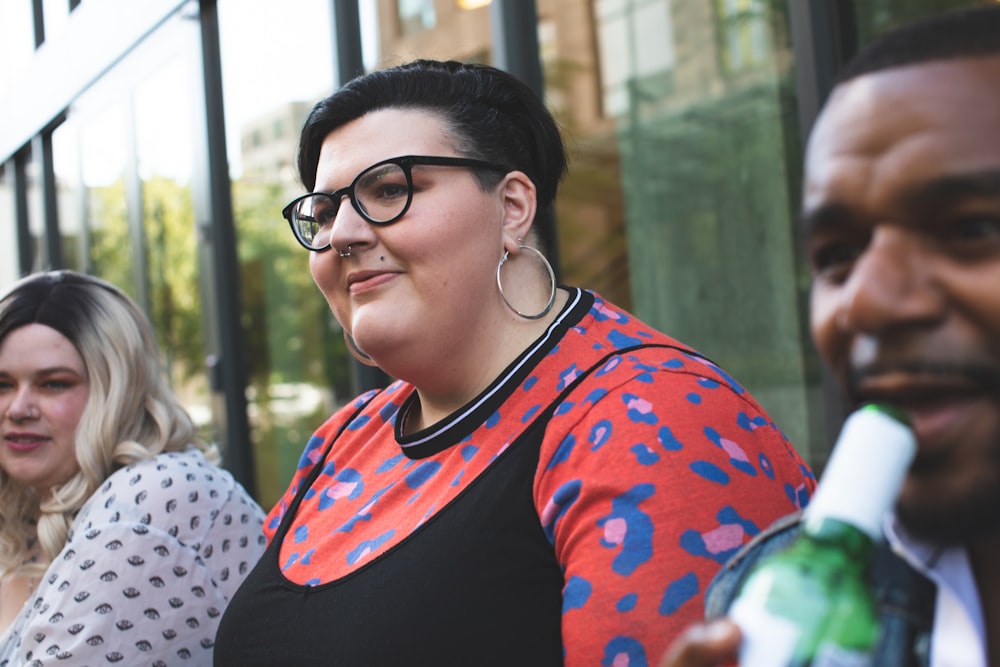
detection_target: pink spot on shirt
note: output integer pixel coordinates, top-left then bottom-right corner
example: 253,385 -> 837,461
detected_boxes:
720,438 -> 749,462
331,481 -> 358,499
626,396 -> 653,414
603,517 -> 627,546
701,523 -> 746,554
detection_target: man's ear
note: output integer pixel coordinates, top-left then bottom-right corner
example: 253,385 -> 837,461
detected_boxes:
499,170 -> 537,249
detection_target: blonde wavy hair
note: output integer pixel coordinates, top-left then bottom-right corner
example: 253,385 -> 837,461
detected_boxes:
0,271 -> 219,578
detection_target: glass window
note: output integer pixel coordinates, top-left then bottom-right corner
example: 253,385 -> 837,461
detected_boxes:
24,144 -> 46,271
75,99 -> 132,284
595,0 -> 675,117
577,0 -> 825,462
51,118 -> 87,271
398,0 -> 437,34
0,1 -> 36,96
41,0 -> 71,43
52,8 -> 218,447
365,0 -> 493,69
132,21 -> 211,438
851,0 -> 985,45
717,0 -> 770,75
218,0 -> 343,508
0,163 -> 18,285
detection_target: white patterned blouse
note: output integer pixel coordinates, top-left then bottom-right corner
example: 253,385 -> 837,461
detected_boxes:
0,448 -> 266,667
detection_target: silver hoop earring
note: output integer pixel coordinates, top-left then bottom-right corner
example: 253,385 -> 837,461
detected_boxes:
338,244 -> 352,258
496,245 -> 557,320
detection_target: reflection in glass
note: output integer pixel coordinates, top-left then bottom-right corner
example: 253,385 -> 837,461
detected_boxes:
399,0 -> 437,34
25,147 -> 45,272
0,165 -> 18,285
851,0 -> 982,46
606,0 -> 823,460
77,102 -> 133,289
219,0 -> 346,507
59,9 -> 219,450
51,119 -> 87,272
364,0 -> 493,68
0,2 -> 35,95
41,0 -> 71,44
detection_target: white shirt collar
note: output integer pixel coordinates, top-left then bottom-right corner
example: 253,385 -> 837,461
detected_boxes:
884,515 -> 986,667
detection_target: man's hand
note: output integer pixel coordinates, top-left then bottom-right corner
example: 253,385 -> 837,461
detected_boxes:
658,619 -> 741,667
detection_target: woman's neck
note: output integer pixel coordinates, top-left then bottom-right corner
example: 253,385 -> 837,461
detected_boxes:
404,288 -> 570,433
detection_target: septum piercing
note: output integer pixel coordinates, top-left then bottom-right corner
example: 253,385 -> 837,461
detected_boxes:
339,244 -> 352,258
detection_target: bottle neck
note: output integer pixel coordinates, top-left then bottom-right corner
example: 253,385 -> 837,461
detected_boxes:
803,405 -> 915,541
801,516 -> 877,561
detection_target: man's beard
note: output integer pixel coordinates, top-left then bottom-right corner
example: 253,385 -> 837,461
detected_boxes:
846,361 -> 1000,545
896,460 -> 1000,545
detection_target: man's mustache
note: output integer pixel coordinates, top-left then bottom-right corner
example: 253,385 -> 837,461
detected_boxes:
847,361 -> 1000,397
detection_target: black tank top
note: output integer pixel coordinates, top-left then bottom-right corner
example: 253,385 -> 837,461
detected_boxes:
214,393 -> 564,666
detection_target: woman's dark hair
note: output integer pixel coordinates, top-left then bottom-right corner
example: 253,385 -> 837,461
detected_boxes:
296,59 -> 568,211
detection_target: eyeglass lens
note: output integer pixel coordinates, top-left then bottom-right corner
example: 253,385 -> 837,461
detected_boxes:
290,162 -> 411,249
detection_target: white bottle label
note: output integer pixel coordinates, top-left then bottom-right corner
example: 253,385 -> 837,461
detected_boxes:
729,596 -> 798,666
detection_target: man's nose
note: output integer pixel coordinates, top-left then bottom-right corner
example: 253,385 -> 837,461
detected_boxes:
836,227 -> 946,335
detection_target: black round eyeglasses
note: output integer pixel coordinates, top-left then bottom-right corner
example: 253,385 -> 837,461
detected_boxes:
282,155 -> 511,252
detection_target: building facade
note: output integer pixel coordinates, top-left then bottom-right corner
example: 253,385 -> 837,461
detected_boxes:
0,0 -> 984,505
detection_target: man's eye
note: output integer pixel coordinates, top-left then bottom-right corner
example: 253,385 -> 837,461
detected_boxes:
810,242 -> 862,279
951,215 -> 1000,241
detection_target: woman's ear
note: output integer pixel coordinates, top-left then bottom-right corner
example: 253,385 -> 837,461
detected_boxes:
499,171 -> 537,249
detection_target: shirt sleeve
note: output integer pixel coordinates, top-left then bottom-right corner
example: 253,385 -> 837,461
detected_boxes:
535,359 -> 814,666
13,520 -> 230,666
7,452 -> 265,667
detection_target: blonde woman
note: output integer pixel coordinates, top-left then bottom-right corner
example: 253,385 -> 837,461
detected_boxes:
0,270 -> 265,666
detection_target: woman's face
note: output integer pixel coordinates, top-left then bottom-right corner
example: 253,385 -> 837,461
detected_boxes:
308,108 -> 513,376
0,324 -> 88,494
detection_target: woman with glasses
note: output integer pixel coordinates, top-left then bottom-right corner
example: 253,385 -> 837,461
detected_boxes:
0,271 -> 266,666
215,59 -> 815,666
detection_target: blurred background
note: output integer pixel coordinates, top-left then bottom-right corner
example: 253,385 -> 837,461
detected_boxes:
0,0 -> 989,507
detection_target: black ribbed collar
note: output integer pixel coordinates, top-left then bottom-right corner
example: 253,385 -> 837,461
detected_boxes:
394,288 -> 593,459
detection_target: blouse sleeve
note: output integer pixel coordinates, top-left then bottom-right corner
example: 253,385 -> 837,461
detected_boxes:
535,354 -> 814,666
7,451 -> 265,667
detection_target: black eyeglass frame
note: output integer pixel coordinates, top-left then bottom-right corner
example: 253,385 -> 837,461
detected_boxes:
282,154 -> 513,252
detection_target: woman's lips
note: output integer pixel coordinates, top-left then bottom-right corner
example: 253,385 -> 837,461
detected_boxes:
4,434 -> 48,453
348,271 -> 398,294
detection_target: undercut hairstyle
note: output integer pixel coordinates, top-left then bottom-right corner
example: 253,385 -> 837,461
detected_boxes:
837,3 -> 1000,84
296,59 -> 568,213
0,271 -> 217,577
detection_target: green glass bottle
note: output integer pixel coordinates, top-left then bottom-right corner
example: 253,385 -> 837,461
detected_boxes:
728,403 -> 916,667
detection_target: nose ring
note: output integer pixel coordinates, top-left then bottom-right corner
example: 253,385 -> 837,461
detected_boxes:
339,244 -> 352,258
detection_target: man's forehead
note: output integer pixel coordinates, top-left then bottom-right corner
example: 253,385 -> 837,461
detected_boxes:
802,55 -> 1000,212
810,55 -> 1000,151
